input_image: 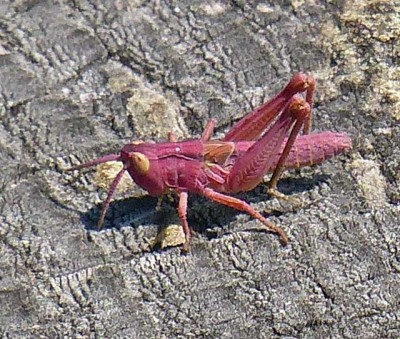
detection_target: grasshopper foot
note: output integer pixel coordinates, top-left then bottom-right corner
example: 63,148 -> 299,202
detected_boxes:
267,188 -> 304,210
279,231 -> 289,246
181,241 -> 190,254
267,188 -> 290,201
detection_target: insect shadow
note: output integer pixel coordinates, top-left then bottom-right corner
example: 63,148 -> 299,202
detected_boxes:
80,195 -> 162,232
78,173 -> 329,238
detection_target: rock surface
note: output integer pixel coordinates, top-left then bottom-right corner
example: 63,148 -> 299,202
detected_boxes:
0,1 -> 399,338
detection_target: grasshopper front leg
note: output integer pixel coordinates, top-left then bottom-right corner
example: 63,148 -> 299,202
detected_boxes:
177,191 -> 191,253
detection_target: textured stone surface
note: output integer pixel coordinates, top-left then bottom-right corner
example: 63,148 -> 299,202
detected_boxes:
0,1 -> 399,338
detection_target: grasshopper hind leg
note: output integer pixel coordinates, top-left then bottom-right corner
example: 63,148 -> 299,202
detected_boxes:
202,188 -> 288,245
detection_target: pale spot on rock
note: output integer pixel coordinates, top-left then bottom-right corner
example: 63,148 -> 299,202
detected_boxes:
350,159 -> 387,210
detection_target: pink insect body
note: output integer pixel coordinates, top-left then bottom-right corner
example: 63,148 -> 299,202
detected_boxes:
121,141 -> 208,196
68,73 -> 352,252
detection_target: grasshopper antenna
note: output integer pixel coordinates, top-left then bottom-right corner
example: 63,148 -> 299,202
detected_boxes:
66,154 -> 121,171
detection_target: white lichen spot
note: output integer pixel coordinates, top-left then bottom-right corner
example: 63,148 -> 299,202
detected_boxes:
291,0 -> 309,10
199,2 -> 226,16
79,92 -> 95,103
256,4 -> 274,13
350,159 -> 387,210
61,87 -> 71,96
0,44 -> 10,55
374,127 -> 392,136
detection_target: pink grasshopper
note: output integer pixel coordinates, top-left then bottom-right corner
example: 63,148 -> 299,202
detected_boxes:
68,73 -> 351,251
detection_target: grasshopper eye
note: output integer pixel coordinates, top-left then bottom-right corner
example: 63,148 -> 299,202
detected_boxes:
130,152 -> 150,174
